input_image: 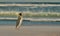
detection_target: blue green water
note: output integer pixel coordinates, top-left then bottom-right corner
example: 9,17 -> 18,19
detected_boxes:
0,2 -> 60,4
0,2 -> 60,26
0,2 -> 60,12
0,6 -> 60,12
0,20 -> 60,26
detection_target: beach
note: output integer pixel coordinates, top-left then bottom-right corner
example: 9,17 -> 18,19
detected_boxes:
0,1 -> 60,36
0,25 -> 60,36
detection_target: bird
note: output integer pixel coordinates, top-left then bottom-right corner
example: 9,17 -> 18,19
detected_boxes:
16,13 -> 23,30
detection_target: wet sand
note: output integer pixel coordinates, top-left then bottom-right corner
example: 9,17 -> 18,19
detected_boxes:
0,25 -> 60,36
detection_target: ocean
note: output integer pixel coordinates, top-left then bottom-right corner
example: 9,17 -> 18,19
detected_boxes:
0,2 -> 60,26
0,20 -> 60,26
0,2 -> 60,12
0,6 -> 60,12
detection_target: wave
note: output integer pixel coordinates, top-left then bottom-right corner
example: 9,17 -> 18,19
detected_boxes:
0,6 -> 60,12
0,12 -> 60,17
0,18 -> 60,21
0,4 -> 60,6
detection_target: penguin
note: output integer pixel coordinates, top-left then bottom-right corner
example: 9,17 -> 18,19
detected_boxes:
16,13 -> 23,29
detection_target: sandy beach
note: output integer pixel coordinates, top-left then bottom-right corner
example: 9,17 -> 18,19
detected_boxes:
0,25 -> 60,36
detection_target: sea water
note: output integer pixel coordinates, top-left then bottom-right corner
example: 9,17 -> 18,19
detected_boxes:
0,2 -> 60,26
0,20 -> 60,26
